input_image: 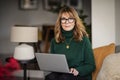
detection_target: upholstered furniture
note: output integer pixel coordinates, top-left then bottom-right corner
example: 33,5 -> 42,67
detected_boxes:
92,43 -> 115,80
97,53 -> 120,80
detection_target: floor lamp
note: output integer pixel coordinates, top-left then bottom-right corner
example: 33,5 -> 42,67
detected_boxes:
11,26 -> 38,80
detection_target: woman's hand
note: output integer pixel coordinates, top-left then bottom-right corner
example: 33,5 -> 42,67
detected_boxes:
70,68 -> 79,76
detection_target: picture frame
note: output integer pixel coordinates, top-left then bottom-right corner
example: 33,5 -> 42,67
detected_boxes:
42,0 -> 82,11
42,0 -> 62,10
19,0 -> 38,10
68,0 -> 82,10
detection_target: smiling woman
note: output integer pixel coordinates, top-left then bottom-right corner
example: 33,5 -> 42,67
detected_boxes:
45,6 -> 95,80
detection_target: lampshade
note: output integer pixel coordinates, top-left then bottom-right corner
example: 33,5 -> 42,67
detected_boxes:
14,44 -> 34,60
11,26 -> 38,42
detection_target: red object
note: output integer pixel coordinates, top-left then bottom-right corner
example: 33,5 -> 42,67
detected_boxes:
0,57 -> 21,80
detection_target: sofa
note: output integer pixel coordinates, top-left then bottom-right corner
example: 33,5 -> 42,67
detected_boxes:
97,53 -> 120,80
92,43 -> 115,80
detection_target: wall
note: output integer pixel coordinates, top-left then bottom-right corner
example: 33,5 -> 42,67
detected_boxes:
92,0 -> 115,48
115,0 -> 120,45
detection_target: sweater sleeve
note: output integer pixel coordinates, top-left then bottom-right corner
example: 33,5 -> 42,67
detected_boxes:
76,37 -> 96,76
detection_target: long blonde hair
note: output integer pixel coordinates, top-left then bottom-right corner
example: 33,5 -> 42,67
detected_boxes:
55,6 -> 88,43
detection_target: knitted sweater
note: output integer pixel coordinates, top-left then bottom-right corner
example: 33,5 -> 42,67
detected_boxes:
50,29 -> 96,80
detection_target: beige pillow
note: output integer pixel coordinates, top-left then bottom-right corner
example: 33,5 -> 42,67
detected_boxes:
92,43 -> 115,80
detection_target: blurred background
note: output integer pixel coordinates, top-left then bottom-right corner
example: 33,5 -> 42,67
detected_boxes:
0,0 -> 120,54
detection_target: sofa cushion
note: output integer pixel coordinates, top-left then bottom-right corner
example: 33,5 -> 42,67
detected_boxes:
97,53 -> 120,80
92,43 -> 115,80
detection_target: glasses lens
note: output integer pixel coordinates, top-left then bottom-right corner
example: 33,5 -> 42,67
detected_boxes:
61,18 -> 66,23
68,18 -> 74,23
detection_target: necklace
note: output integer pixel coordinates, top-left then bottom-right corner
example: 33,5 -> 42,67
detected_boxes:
64,38 -> 73,49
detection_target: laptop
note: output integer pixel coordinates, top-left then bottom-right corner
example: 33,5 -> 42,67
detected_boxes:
35,53 -> 70,73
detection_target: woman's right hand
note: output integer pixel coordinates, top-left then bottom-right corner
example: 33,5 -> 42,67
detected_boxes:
70,68 -> 79,76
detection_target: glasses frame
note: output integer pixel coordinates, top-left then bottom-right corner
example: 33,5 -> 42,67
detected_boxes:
61,18 -> 75,24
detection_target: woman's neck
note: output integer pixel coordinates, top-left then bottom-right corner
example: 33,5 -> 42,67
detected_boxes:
62,29 -> 73,39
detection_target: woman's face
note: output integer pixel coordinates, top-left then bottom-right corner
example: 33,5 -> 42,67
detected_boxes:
61,13 -> 75,31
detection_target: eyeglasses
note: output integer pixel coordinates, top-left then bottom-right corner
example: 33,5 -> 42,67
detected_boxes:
61,18 -> 75,24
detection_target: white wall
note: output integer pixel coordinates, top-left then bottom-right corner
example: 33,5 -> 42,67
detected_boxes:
92,0 -> 115,48
115,0 -> 120,45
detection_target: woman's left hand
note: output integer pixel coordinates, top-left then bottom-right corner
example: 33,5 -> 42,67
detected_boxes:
70,68 -> 79,76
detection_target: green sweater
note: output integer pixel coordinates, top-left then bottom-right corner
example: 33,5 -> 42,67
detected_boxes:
50,30 -> 96,80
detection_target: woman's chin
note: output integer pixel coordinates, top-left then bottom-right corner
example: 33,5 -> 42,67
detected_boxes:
63,27 -> 74,31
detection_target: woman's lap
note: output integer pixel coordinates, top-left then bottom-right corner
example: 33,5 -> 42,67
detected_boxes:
45,72 -> 87,80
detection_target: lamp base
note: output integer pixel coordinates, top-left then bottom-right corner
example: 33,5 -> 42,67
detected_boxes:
19,59 -> 34,80
18,60 -> 28,80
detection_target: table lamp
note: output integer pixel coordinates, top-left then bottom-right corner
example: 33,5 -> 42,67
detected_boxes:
11,26 -> 38,80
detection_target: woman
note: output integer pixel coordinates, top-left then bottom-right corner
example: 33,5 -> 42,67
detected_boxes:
45,6 -> 96,80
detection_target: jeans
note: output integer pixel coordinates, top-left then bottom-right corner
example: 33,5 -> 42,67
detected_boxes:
45,72 -> 88,80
